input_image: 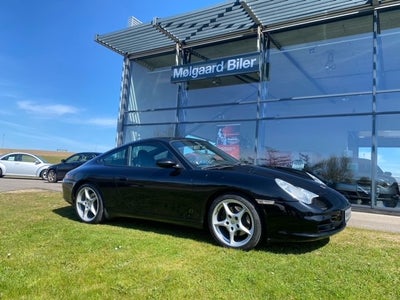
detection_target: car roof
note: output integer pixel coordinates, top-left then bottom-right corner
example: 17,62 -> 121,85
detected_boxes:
0,152 -> 42,157
70,152 -> 101,155
130,137 -> 205,144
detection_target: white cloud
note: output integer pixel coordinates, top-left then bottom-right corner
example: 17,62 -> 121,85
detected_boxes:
87,117 -> 116,127
17,100 -> 79,116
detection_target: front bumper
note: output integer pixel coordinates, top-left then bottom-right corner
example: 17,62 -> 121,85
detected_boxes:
62,179 -> 74,205
260,200 -> 351,242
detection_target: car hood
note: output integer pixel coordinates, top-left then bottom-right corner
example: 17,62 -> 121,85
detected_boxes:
212,164 -> 329,192
208,164 -> 348,207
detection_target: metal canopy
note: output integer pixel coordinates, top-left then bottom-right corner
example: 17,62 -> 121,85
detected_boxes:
95,0 -> 372,58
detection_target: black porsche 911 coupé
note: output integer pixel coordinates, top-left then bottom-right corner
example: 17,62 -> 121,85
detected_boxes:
62,137 -> 351,250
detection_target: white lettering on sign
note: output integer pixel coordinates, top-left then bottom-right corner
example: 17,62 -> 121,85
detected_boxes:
171,52 -> 259,83
173,62 -> 225,79
226,58 -> 257,71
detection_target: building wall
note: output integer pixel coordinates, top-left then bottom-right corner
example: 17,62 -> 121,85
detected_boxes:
119,7 -> 400,211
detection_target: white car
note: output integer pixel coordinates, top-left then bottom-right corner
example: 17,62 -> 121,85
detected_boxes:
0,152 -> 51,179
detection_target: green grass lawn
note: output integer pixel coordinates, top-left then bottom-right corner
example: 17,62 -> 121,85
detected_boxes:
1,191 -> 399,300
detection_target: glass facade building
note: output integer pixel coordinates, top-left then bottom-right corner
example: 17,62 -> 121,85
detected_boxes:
97,0 -> 400,211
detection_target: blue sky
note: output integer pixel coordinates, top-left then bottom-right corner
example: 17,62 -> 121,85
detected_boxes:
0,0 -> 223,153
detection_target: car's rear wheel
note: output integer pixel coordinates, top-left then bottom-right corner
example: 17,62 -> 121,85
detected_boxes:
208,194 -> 262,250
47,169 -> 57,183
75,184 -> 104,224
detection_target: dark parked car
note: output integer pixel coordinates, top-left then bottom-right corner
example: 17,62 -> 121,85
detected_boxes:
47,152 -> 100,183
310,157 -> 399,208
62,137 -> 351,250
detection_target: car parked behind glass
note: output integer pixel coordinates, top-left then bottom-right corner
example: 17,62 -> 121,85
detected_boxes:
47,152 -> 100,183
310,157 -> 400,208
0,152 -> 51,179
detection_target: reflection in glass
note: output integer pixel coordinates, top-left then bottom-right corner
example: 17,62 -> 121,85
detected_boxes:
377,10 -> 400,91
268,15 -> 373,99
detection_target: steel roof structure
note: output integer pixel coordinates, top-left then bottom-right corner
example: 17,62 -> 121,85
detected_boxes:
95,0 -> 399,58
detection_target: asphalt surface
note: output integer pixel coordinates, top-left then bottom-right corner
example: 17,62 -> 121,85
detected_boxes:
348,211 -> 400,233
0,177 -> 62,193
0,177 -> 399,233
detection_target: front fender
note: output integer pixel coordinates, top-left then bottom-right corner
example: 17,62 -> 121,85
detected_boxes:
0,163 -> 5,176
36,167 -> 49,178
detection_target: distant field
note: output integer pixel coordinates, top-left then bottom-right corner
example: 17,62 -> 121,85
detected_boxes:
0,148 -> 73,164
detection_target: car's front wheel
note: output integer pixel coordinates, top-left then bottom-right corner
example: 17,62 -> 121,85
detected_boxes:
47,169 -> 58,183
75,184 -> 104,224
208,194 -> 262,250
40,169 -> 47,180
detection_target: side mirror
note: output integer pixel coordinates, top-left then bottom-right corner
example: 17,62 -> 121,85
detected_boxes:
156,159 -> 181,169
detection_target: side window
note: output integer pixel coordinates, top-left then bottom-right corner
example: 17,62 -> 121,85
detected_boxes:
103,147 -> 128,166
131,143 -> 173,168
85,153 -> 97,161
66,155 -> 80,163
2,154 -> 16,161
21,154 -> 36,163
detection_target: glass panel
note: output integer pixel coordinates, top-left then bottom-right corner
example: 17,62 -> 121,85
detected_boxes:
268,15 -> 373,99
376,92 -> 400,113
182,103 -> 256,122
185,80 -> 258,106
129,62 -> 177,111
136,52 -> 176,70
258,116 -> 373,206
376,114 -> 400,209
180,121 -> 256,163
122,124 -> 176,143
262,94 -> 372,118
377,9 -> 400,91
191,36 -> 258,62
125,109 -> 177,124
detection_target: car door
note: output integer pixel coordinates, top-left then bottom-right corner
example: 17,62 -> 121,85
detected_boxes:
16,154 -> 42,176
112,142 -> 202,226
58,154 -> 82,178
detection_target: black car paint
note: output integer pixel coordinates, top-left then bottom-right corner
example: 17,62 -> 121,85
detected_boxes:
47,152 -> 100,182
63,137 -> 350,243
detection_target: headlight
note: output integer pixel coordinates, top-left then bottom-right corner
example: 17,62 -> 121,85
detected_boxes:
275,178 -> 318,204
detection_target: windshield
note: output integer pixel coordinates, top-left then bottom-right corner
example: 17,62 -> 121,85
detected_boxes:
171,140 -> 239,169
38,156 -> 50,163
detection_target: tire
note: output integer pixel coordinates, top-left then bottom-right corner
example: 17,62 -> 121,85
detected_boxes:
75,184 -> 104,224
208,194 -> 262,250
40,169 -> 47,180
382,199 -> 398,208
47,169 -> 58,183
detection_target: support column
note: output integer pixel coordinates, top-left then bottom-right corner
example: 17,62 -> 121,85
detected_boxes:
175,43 -> 189,137
116,56 -> 131,146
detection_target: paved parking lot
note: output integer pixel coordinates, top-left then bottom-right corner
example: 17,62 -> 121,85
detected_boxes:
0,177 -> 62,193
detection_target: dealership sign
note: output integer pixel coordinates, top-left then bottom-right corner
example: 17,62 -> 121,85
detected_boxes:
171,52 -> 259,83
